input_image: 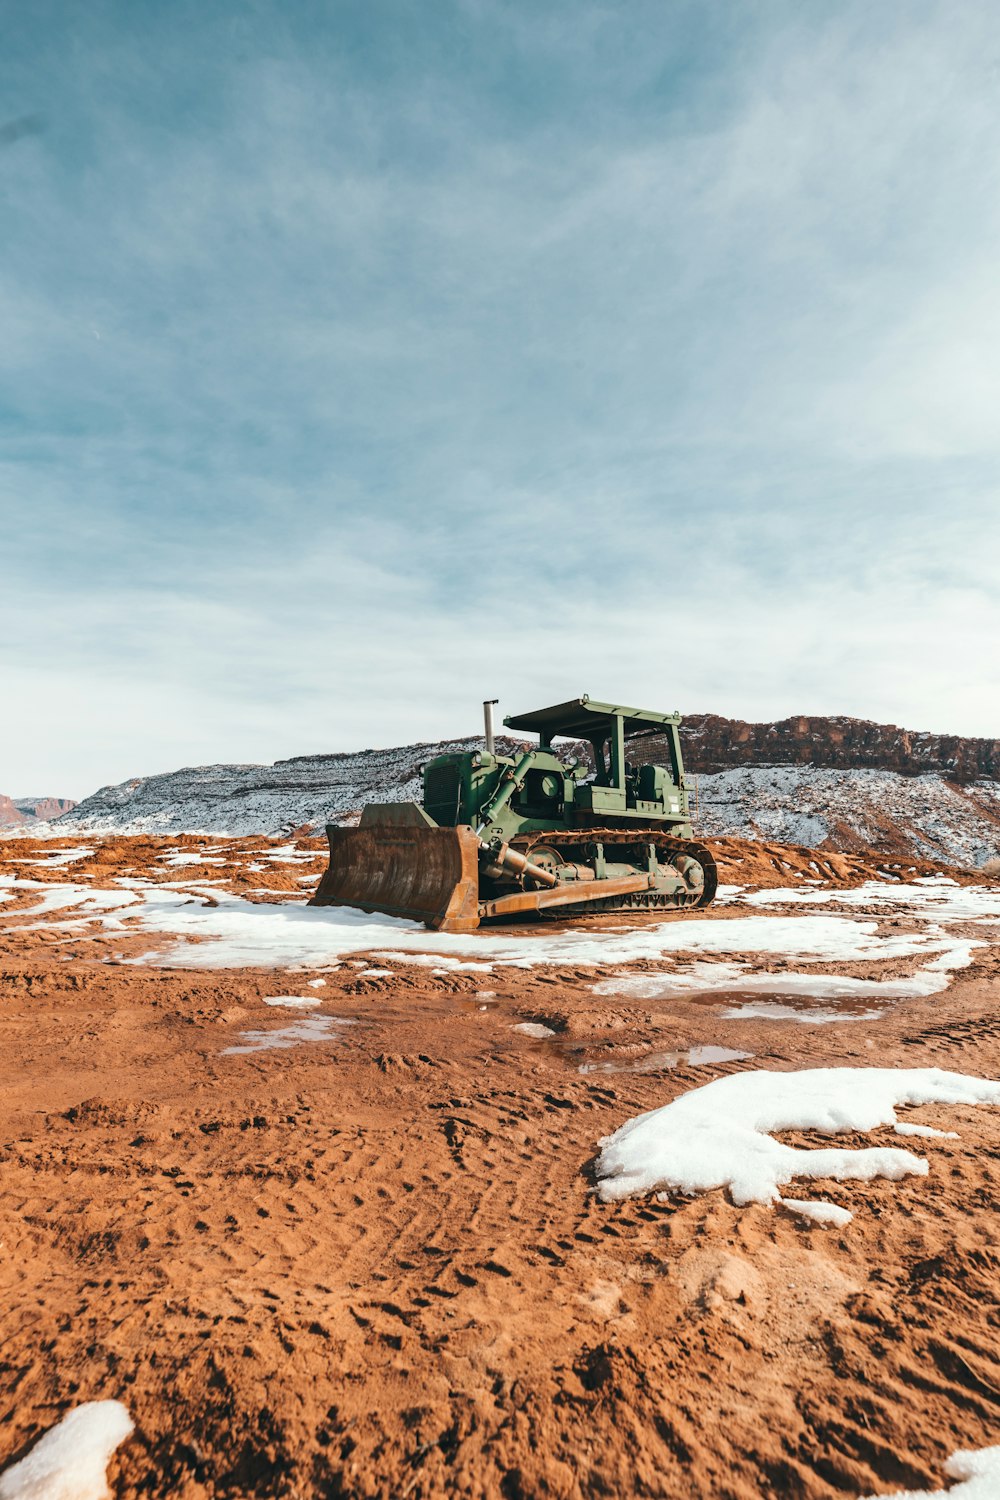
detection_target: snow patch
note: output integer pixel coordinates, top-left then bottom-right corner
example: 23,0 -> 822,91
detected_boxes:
21,848 -> 95,868
580,1045 -> 753,1075
741,880 -> 1000,922
720,1001 -> 883,1024
864,1446 -> 1000,1499
266,845 -> 318,864
0,877 -> 141,918
595,1068 -> 1000,1220
158,850 -> 226,867
780,1197 -> 853,1228
594,958 -> 965,1004
0,1400 -> 133,1500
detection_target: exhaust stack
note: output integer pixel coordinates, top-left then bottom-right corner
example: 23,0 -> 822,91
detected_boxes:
483,698 -> 499,755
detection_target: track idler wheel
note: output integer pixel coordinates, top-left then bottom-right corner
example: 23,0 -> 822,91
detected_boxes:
671,854 -> 706,897
668,843 -> 718,908
523,844 -> 563,885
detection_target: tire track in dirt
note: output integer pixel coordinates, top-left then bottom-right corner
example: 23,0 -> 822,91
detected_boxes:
2,837 -> 1000,1496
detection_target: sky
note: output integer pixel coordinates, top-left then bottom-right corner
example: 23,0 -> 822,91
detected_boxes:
3,0 -> 1000,799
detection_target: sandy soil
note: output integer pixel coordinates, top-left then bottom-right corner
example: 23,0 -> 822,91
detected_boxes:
1,834 -> 999,1498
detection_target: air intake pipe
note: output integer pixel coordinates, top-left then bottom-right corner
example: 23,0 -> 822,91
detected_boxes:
483,698 -> 499,754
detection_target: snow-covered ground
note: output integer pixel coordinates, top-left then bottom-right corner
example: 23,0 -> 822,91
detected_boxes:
2,872 -> 998,1041
2,873 -> 992,981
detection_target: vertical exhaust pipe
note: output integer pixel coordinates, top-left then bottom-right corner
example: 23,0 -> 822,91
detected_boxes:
483,698 -> 498,754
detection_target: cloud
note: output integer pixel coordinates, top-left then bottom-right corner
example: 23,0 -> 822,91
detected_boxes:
2,0 -> 1000,795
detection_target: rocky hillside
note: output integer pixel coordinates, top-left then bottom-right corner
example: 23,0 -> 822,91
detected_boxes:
31,738 -> 511,840
12,712 -> 1000,868
690,765 -> 1000,868
16,795 -> 77,822
0,794 -> 77,827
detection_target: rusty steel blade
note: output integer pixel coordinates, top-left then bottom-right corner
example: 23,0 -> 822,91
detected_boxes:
310,824 -> 482,932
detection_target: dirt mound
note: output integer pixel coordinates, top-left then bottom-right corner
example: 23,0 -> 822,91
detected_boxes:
708,835 -> 979,889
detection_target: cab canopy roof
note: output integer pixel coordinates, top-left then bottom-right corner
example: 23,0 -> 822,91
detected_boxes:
503,696 -> 681,744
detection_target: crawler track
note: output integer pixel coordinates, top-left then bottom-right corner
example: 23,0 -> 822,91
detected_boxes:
507,828 -> 719,912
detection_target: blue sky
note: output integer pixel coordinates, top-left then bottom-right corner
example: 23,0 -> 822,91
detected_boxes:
3,0 -> 1000,797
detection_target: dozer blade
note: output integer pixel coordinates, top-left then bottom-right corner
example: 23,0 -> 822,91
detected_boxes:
310,821 -> 482,932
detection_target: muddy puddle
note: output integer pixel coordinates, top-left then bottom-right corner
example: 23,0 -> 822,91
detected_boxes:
577,1043 -> 754,1075
454,990 -> 500,1012
515,1025 -> 755,1075
222,1015 -> 357,1055
718,995 -> 884,1023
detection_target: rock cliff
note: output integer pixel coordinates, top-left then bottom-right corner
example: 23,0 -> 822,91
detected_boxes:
14,796 -> 78,822
0,795 -> 28,827
678,714 -> 999,782
0,795 -> 78,827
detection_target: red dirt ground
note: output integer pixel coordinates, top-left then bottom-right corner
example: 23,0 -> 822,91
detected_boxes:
1,835 -> 999,1499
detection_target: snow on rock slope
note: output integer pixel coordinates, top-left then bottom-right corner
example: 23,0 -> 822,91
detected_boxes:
693,766 -> 1000,868
14,733 -> 1000,868
34,738 -> 526,838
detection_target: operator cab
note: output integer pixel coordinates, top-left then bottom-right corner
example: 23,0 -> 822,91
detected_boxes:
503,695 -> 688,825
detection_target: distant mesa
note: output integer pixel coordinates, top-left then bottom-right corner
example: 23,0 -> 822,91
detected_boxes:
0,794 -> 77,828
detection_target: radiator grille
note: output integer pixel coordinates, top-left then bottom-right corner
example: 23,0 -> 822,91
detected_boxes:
423,762 -> 463,826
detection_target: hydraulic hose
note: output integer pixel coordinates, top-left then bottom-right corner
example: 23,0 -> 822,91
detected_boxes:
475,752 -> 536,837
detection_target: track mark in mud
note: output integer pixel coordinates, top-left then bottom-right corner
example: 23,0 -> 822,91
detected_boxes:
902,1014 -> 1000,1051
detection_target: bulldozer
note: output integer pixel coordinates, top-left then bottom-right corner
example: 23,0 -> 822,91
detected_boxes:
310,695 -> 717,932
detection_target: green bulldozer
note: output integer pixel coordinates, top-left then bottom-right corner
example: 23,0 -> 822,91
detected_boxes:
311,695 -> 717,932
